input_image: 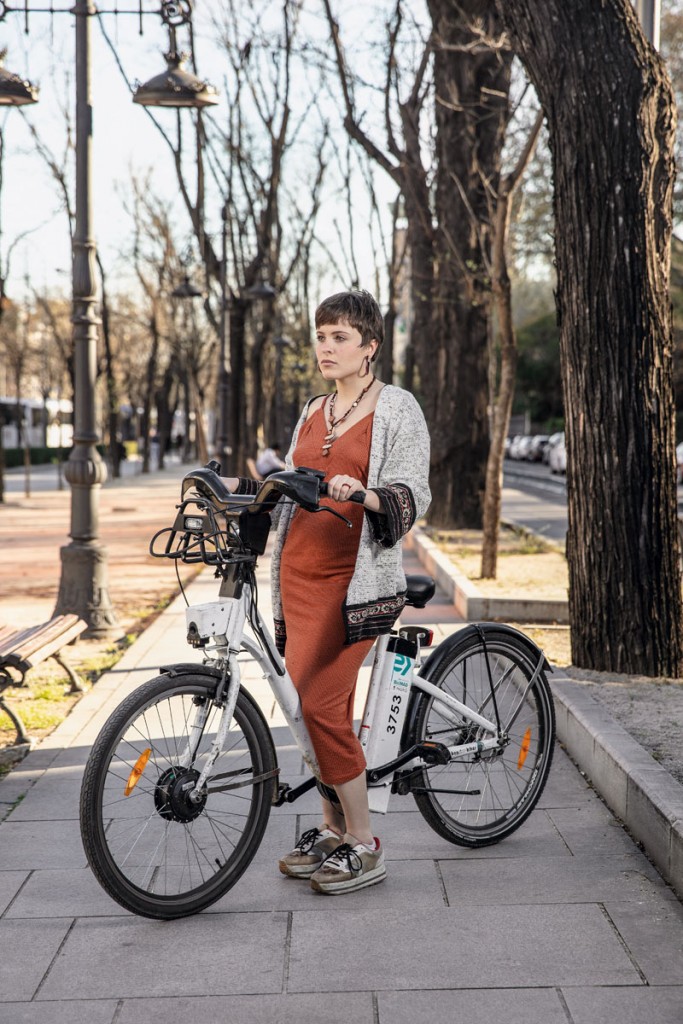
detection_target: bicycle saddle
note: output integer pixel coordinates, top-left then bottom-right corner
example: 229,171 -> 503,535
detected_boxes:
405,575 -> 436,608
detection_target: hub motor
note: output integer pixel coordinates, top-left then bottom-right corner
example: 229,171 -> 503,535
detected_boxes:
154,767 -> 207,823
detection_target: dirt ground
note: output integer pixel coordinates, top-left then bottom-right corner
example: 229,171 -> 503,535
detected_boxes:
425,524 -> 571,665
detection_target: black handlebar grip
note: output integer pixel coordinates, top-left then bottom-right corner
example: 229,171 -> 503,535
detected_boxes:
319,482 -> 366,504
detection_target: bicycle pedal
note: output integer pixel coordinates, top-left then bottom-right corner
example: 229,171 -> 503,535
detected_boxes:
415,741 -> 451,765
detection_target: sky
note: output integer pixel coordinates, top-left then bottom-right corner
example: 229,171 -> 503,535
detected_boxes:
0,0 -> 400,310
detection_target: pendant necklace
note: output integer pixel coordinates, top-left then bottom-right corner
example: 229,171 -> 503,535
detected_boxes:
322,376 -> 375,456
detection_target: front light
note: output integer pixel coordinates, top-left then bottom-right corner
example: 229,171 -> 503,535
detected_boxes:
184,515 -> 204,532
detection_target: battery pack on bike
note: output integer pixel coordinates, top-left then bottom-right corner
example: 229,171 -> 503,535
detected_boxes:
359,633 -> 417,814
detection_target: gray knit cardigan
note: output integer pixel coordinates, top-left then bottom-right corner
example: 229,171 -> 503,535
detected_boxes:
251,384 -> 431,653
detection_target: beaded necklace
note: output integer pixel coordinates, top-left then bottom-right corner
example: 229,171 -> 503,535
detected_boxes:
322,376 -> 375,457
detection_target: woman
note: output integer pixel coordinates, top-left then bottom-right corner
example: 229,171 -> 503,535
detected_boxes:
223,289 -> 430,894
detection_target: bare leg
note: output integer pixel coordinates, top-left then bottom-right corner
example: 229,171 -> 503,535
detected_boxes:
320,797 -> 345,837
333,770 -> 373,846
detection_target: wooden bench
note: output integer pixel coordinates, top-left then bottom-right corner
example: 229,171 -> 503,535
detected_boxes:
0,615 -> 88,745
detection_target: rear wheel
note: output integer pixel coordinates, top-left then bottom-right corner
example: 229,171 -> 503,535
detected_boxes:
80,672 -> 276,919
410,626 -> 555,847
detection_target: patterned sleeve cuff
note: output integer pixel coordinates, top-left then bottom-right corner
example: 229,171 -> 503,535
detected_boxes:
365,483 -> 417,548
235,477 -> 261,496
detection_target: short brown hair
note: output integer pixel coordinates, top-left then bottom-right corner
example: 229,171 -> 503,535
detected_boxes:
315,289 -> 384,359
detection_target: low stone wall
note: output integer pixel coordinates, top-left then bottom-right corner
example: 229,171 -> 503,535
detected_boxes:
405,527 -> 569,623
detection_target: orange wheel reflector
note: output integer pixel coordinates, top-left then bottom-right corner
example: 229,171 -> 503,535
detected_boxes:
517,728 -> 532,770
124,747 -> 152,796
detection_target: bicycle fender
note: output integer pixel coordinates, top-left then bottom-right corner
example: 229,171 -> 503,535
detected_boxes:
160,662 -> 223,680
404,623 -> 550,743
419,623 -> 550,683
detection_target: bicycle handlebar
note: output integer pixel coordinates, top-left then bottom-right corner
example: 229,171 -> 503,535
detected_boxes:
319,481 -> 366,505
181,464 -> 366,513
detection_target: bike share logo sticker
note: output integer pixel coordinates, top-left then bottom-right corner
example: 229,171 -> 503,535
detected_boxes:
392,654 -> 412,689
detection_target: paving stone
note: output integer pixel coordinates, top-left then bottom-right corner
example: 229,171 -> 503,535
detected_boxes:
117,993 -> 374,1024
38,912 -> 288,999
1,1000 -> 117,1024
439,854 -> 670,906
0,919 -> 72,1001
207,856 -> 445,914
7,781 -> 81,821
5,869 -> 128,919
547,804 -> 640,856
298,808 -> 570,861
563,985 -> 683,1024
0,870 -> 29,915
378,987 -> 568,1024
0,820 -> 86,869
605,895 -> 683,984
287,905 -> 641,991
537,746 -> 603,809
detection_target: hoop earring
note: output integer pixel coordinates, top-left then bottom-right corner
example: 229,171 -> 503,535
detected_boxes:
359,355 -> 371,378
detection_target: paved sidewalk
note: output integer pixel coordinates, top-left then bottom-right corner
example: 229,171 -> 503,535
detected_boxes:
1,545 -> 682,1023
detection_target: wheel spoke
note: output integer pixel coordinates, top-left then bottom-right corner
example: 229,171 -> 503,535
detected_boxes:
413,630 -> 554,847
80,674 -> 275,919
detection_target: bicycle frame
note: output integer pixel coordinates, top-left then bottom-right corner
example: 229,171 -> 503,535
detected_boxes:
183,583 -> 510,815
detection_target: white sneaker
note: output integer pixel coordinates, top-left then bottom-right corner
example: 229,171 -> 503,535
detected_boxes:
278,827 -> 342,879
310,837 -> 386,894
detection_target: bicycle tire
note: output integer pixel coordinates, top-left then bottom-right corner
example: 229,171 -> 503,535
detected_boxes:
80,671 -> 277,919
408,624 -> 555,848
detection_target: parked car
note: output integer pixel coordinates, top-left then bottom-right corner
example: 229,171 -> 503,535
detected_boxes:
549,433 -> 566,474
677,442 -> 683,484
543,431 -> 564,465
515,435 -> 535,461
527,435 -> 550,462
508,434 -> 524,459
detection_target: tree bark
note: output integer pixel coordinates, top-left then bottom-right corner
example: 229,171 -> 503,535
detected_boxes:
425,0 -> 512,528
497,0 -> 683,675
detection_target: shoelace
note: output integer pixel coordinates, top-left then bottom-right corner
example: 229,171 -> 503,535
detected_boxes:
294,827 -> 327,854
320,842 -> 364,874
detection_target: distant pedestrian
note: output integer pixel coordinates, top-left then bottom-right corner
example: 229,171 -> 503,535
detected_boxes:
255,442 -> 286,478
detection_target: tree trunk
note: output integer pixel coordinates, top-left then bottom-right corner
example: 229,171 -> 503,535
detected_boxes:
497,0 -> 683,675
481,109 -> 544,578
141,313 -> 160,475
423,0 -> 512,528
228,299 -> 249,475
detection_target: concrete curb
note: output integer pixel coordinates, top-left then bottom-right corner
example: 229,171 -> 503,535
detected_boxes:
405,526 -> 569,623
552,672 -> 683,899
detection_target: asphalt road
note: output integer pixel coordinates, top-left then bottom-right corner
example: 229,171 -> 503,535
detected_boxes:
503,461 -> 567,545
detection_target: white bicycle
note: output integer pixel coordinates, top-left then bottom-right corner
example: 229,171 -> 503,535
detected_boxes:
80,463 -> 556,919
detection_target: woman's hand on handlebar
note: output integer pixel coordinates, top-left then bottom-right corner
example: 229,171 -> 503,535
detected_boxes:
326,474 -> 383,514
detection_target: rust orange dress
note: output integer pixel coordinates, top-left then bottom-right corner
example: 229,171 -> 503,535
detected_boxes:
279,405 -> 375,786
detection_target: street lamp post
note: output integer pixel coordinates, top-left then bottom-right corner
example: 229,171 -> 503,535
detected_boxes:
54,0 -> 115,633
0,1 -> 218,635
215,201 -> 230,472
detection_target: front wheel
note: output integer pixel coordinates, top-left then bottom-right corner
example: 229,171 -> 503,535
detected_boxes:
409,625 -> 555,848
80,671 -> 277,919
